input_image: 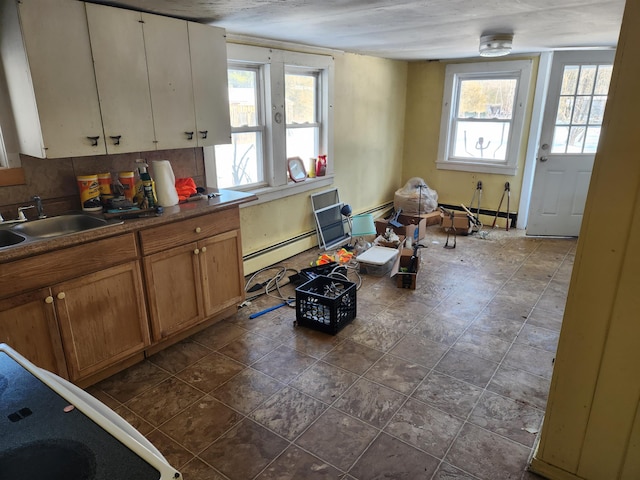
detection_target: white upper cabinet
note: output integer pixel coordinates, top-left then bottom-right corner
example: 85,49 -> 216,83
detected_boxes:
142,13 -> 197,150
1,0 -> 105,157
85,3 -> 156,154
189,22 -> 232,147
1,0 -> 231,159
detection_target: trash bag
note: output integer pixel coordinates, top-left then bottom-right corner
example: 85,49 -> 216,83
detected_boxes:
394,177 -> 438,215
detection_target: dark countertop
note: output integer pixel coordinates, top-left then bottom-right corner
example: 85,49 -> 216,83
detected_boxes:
0,189 -> 257,264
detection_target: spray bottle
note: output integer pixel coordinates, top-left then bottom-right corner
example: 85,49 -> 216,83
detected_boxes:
134,159 -> 156,208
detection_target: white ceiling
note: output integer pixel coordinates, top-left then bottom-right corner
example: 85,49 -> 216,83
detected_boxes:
86,0 -> 626,60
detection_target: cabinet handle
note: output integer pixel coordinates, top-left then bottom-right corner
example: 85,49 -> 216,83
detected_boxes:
185,131 -> 194,140
109,135 -> 122,145
194,248 -> 200,255
57,292 -> 66,300
45,296 -> 54,304
195,227 -> 201,233
87,136 -> 100,147
199,130 -> 208,139
201,246 -> 207,253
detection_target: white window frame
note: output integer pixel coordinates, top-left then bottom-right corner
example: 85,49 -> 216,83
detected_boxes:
436,60 -> 533,176
205,44 -> 335,204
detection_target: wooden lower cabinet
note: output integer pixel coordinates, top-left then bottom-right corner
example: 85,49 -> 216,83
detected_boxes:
201,229 -> 244,317
144,229 -> 244,341
53,261 -> 150,381
0,288 -> 69,378
144,242 -> 203,341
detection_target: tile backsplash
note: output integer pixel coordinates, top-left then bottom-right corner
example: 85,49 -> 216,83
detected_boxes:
0,148 -> 205,220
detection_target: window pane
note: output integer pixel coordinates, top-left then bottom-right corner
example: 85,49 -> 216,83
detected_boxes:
556,96 -> 574,124
552,126 -> 569,153
560,66 -> 579,95
594,65 -> 613,94
572,96 -> 591,125
577,66 -> 596,95
589,96 -> 607,124
452,121 -> 510,160
214,132 -> 263,188
285,73 -> 316,124
457,79 -> 517,119
286,126 -> 318,162
228,69 -> 258,127
567,126 -> 586,152
584,126 -> 601,153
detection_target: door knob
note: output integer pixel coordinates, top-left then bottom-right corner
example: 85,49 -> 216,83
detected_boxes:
57,292 -> 66,300
539,156 -> 548,162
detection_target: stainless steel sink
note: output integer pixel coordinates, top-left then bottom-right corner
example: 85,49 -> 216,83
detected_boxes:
11,213 -> 120,239
0,229 -> 26,249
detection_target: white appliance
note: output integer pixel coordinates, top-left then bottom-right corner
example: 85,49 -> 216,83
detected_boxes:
0,343 -> 182,479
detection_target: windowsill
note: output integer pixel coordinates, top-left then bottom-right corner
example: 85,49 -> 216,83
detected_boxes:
239,174 -> 335,207
436,160 -> 517,176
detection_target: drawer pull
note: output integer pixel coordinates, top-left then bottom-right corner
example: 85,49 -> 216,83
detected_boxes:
57,292 -> 66,300
185,131 -> 194,140
194,248 -> 200,255
195,227 -> 201,233
45,296 -> 54,304
87,136 -> 100,147
201,246 -> 207,253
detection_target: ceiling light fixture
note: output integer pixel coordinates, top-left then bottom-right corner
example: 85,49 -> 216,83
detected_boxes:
479,34 -> 513,57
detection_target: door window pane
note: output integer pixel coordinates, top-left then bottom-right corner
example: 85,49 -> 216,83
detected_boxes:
572,96 -> 591,125
594,66 -> 613,94
560,66 -> 579,95
552,63 -> 612,154
577,65 -> 596,94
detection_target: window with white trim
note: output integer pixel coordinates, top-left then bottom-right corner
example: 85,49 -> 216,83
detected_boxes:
437,60 -> 532,175
207,44 -> 334,197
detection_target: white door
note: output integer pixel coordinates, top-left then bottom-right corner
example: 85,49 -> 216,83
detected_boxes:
527,51 -> 615,236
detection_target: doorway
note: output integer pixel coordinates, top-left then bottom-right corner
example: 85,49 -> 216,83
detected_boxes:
526,50 -> 615,236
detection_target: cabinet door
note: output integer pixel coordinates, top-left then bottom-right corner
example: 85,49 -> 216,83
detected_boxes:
144,242 -> 203,341
0,288 -> 68,378
142,13 -> 197,150
188,22 -> 232,147
200,230 -> 245,318
11,0 -> 105,157
54,261 -> 150,382
85,3 -> 156,154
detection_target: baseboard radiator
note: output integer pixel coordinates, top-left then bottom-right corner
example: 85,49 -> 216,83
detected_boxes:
242,202 -> 393,274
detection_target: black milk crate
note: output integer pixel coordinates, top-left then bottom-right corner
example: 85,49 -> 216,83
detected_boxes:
295,275 -> 357,334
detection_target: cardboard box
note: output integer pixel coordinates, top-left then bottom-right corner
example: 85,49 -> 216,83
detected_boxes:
440,211 -> 473,235
376,234 -> 405,249
391,248 -> 420,289
403,211 -> 442,226
375,217 -> 426,242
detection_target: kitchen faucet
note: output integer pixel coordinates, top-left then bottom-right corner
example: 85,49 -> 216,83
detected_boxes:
33,195 -> 46,219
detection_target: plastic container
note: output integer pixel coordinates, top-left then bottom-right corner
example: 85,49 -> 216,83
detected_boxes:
118,171 -> 136,202
295,276 -> 357,335
97,173 -> 112,196
76,174 -> 102,212
356,245 -> 399,276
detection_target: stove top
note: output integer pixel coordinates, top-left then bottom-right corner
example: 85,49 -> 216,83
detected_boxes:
0,350 -> 165,480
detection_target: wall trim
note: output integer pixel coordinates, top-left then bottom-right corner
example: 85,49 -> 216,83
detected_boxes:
439,203 -> 518,229
529,457 -> 583,480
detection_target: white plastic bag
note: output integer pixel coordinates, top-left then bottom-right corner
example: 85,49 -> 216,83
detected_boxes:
393,177 -> 438,215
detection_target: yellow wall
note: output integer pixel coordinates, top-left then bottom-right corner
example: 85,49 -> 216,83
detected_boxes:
403,57 -> 538,227
531,0 -> 640,478
241,52 -> 407,272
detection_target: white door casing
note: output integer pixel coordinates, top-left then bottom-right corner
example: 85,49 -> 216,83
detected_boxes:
527,50 -> 615,236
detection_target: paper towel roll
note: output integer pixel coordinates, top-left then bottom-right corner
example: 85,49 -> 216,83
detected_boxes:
152,160 -> 179,207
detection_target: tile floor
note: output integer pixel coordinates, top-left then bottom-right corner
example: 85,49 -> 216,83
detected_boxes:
89,227 -> 576,480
